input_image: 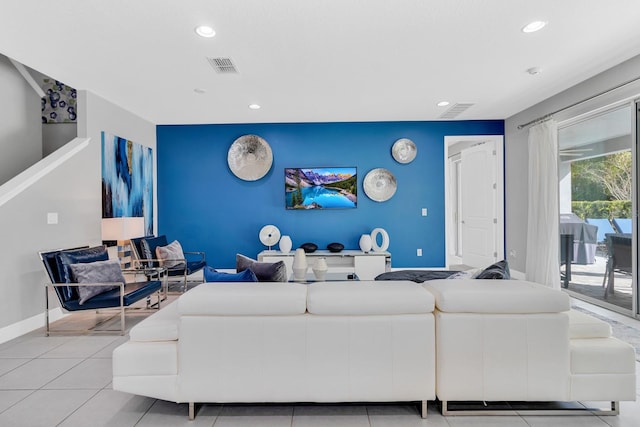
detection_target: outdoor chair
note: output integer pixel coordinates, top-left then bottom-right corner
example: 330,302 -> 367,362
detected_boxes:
612,217 -> 632,234
602,233 -> 632,298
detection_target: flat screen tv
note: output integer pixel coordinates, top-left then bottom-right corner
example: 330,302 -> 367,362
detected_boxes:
285,167 -> 357,209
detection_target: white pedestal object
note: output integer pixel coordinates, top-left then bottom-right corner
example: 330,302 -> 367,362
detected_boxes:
292,248 -> 308,281
312,258 -> 328,281
371,228 -> 389,252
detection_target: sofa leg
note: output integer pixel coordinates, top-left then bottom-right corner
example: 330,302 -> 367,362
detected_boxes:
188,402 -> 195,420
421,400 -> 428,418
441,400 -> 452,415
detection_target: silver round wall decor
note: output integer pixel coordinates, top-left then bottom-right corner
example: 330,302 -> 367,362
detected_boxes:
363,168 -> 397,202
227,134 -> 273,181
391,138 -> 417,164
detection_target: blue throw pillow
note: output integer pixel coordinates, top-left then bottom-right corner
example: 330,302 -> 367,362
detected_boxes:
203,266 -> 258,282
57,246 -> 109,283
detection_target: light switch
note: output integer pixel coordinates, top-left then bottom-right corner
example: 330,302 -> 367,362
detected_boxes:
421,208 -> 427,217
47,212 -> 58,225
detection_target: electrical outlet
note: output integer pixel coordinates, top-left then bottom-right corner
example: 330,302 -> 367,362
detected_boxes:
421,208 -> 427,217
509,249 -> 517,258
417,248 -> 423,256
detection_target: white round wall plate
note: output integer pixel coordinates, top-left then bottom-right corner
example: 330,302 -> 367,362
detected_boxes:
392,138 -> 417,164
227,134 -> 273,181
363,168 -> 397,202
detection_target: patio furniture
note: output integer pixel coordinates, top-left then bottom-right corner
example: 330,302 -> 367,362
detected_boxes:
560,214 -> 597,264
602,233 -> 632,298
585,217 -> 616,244
612,218 -> 632,234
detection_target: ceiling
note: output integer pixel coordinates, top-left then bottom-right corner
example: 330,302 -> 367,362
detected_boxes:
2,1 -> 640,125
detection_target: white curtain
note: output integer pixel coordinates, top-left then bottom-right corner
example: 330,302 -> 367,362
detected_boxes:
525,120 -> 561,289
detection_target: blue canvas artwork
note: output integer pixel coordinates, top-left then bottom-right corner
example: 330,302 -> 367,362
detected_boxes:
101,132 -> 153,236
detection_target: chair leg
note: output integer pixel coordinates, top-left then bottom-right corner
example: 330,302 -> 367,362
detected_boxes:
120,287 -> 125,336
45,285 -> 50,337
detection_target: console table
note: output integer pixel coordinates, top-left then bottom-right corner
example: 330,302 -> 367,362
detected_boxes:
258,249 -> 391,281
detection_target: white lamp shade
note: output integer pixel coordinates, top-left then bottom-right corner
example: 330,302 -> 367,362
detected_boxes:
102,217 -> 145,241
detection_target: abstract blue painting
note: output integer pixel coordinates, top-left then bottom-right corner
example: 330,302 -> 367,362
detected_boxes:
101,132 -> 153,236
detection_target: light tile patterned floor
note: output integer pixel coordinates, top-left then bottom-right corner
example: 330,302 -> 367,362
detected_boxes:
0,300 -> 638,426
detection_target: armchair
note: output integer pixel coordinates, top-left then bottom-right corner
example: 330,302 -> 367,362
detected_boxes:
130,235 -> 206,292
39,245 -> 163,335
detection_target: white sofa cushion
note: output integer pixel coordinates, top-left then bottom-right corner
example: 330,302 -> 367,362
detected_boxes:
567,309 -> 612,339
424,279 -> 570,313
307,281 -> 434,315
570,337 -> 636,374
178,282 -> 307,316
129,299 -> 180,342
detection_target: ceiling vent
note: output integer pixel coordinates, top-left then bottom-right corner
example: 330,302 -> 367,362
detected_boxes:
207,57 -> 238,73
439,103 -> 475,119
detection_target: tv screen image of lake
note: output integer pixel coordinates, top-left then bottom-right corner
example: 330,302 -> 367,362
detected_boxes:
285,168 -> 357,209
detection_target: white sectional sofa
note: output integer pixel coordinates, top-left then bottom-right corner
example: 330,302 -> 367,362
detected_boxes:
113,281 -> 436,419
112,278 -> 636,419
425,279 -> 636,415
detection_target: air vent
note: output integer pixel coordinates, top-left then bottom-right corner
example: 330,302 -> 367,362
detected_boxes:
439,103 -> 475,119
207,57 -> 238,73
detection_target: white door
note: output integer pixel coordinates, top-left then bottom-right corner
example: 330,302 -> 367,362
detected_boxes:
460,141 -> 498,267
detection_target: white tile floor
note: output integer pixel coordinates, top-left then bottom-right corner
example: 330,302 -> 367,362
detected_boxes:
0,300 -> 638,426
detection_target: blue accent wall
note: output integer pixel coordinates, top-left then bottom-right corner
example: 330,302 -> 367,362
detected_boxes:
157,120 -> 504,269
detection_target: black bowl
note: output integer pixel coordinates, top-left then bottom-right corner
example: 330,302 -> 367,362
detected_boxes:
327,242 -> 344,253
300,242 -> 318,253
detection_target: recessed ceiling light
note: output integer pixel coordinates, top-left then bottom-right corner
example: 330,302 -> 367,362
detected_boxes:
437,101 -> 450,107
526,67 -> 541,75
195,25 -> 216,38
194,88 -> 207,94
248,104 -> 261,110
522,21 -> 547,33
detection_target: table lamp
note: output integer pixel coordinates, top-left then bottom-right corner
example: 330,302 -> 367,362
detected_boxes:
101,217 -> 145,268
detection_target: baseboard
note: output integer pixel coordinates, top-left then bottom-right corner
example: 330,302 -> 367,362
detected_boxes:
0,308 -> 68,344
510,269 -> 525,280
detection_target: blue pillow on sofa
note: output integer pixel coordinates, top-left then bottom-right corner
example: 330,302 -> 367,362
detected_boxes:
203,266 -> 258,282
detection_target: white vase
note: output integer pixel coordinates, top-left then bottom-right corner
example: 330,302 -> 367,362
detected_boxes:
359,234 -> 373,253
312,258 -> 328,281
292,248 -> 308,281
279,235 -> 292,253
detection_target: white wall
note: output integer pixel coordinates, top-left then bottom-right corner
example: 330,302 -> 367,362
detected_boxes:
78,91 -> 157,233
0,54 -> 41,185
504,53 -> 640,273
0,89 -> 155,341
43,123 -> 77,156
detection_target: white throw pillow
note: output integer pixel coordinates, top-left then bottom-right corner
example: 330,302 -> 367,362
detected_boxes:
156,240 -> 186,269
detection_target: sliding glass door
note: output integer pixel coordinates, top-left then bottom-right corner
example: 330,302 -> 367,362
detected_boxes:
558,103 -> 636,316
